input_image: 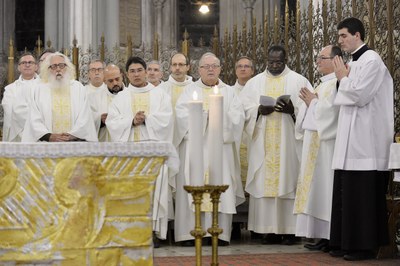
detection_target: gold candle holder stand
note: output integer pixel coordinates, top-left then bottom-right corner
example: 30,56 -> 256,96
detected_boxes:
205,184 -> 229,266
184,185 -> 208,266
184,184 -> 229,266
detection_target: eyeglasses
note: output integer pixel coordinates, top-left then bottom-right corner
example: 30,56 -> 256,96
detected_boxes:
316,56 -> 333,60
128,68 -> 144,74
171,63 -> 187,68
19,61 -> 36,66
48,63 -> 67,70
236,64 -> 252,69
199,64 -> 220,70
89,67 -> 104,73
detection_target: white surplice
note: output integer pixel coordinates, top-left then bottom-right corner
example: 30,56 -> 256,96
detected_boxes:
240,66 -> 313,234
89,86 -> 122,142
2,75 -> 40,142
294,73 -> 339,239
21,80 -> 98,142
106,83 -> 174,240
332,50 -> 393,171
159,75 -> 193,221
174,79 -> 245,242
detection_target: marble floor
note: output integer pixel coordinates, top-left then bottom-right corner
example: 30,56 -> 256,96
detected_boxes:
154,230 -> 312,257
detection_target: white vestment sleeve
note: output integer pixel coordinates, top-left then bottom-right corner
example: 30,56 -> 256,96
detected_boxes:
106,90 -> 134,142
146,90 -> 173,142
335,52 -> 387,107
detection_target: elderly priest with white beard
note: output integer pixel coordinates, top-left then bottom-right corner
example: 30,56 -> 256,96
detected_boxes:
22,52 -> 98,142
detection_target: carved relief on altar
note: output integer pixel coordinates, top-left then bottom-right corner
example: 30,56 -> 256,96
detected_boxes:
0,155 -> 165,265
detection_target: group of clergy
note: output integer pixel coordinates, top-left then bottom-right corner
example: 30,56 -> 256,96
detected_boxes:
1,16 -> 393,261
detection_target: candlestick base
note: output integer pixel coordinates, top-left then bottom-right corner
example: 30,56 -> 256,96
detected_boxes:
205,184 -> 229,266
184,185 -> 208,266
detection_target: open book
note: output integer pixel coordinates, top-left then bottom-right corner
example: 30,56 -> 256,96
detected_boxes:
259,94 -> 291,107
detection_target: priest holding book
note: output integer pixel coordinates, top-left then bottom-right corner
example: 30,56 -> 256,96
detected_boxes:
240,45 -> 313,245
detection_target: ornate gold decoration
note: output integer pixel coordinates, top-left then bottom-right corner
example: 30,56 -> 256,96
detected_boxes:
0,155 -> 164,265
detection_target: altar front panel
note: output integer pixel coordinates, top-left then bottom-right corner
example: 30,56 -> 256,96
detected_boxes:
0,142 -> 178,266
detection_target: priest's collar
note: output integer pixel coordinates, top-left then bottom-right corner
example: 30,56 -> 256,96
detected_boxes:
196,78 -> 226,89
265,65 -> 290,78
320,72 -> 336,83
21,73 -> 39,81
128,83 -> 153,93
168,75 -> 193,85
351,44 -> 369,61
200,79 -> 219,88
88,82 -> 105,89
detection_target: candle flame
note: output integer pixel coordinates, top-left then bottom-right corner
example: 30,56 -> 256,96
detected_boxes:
213,85 -> 219,94
193,91 -> 198,100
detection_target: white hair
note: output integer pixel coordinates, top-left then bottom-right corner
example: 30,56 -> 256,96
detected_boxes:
199,52 -> 220,66
40,52 -> 76,83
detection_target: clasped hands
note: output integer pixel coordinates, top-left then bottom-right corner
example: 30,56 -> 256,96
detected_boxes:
133,111 -> 146,126
49,133 -> 82,142
258,98 -> 294,116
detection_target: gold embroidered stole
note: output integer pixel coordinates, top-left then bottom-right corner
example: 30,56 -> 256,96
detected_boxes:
264,76 -> 284,197
171,85 -> 184,111
51,88 -> 72,133
131,91 -> 150,141
294,132 -> 320,213
294,83 -> 323,213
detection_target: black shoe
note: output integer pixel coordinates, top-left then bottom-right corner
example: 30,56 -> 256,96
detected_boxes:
329,249 -> 346,257
304,239 -> 329,250
180,240 -> 195,247
321,245 -> 331,253
343,250 -> 374,261
261,234 -> 282,244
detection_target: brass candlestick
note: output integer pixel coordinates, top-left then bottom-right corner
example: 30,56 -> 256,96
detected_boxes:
205,184 -> 229,266
184,185 -> 208,266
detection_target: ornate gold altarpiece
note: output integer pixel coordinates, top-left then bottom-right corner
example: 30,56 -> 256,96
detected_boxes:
0,141 -> 178,266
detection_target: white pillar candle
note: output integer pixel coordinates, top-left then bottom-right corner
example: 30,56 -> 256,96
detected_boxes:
189,91 -> 204,186
208,86 -> 223,185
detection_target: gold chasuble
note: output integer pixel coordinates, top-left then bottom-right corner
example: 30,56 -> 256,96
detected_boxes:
131,91 -> 150,141
264,76 -> 284,197
51,88 -> 72,133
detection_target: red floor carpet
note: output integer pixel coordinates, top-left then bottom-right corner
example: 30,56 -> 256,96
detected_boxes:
154,252 -> 399,265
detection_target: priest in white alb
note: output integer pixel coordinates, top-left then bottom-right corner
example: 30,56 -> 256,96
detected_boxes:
174,52 -> 245,245
106,56 -> 173,247
158,53 -> 193,234
240,45 -> 313,245
293,45 -> 342,251
22,52 -> 97,142
89,64 -> 124,142
2,52 -> 40,142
